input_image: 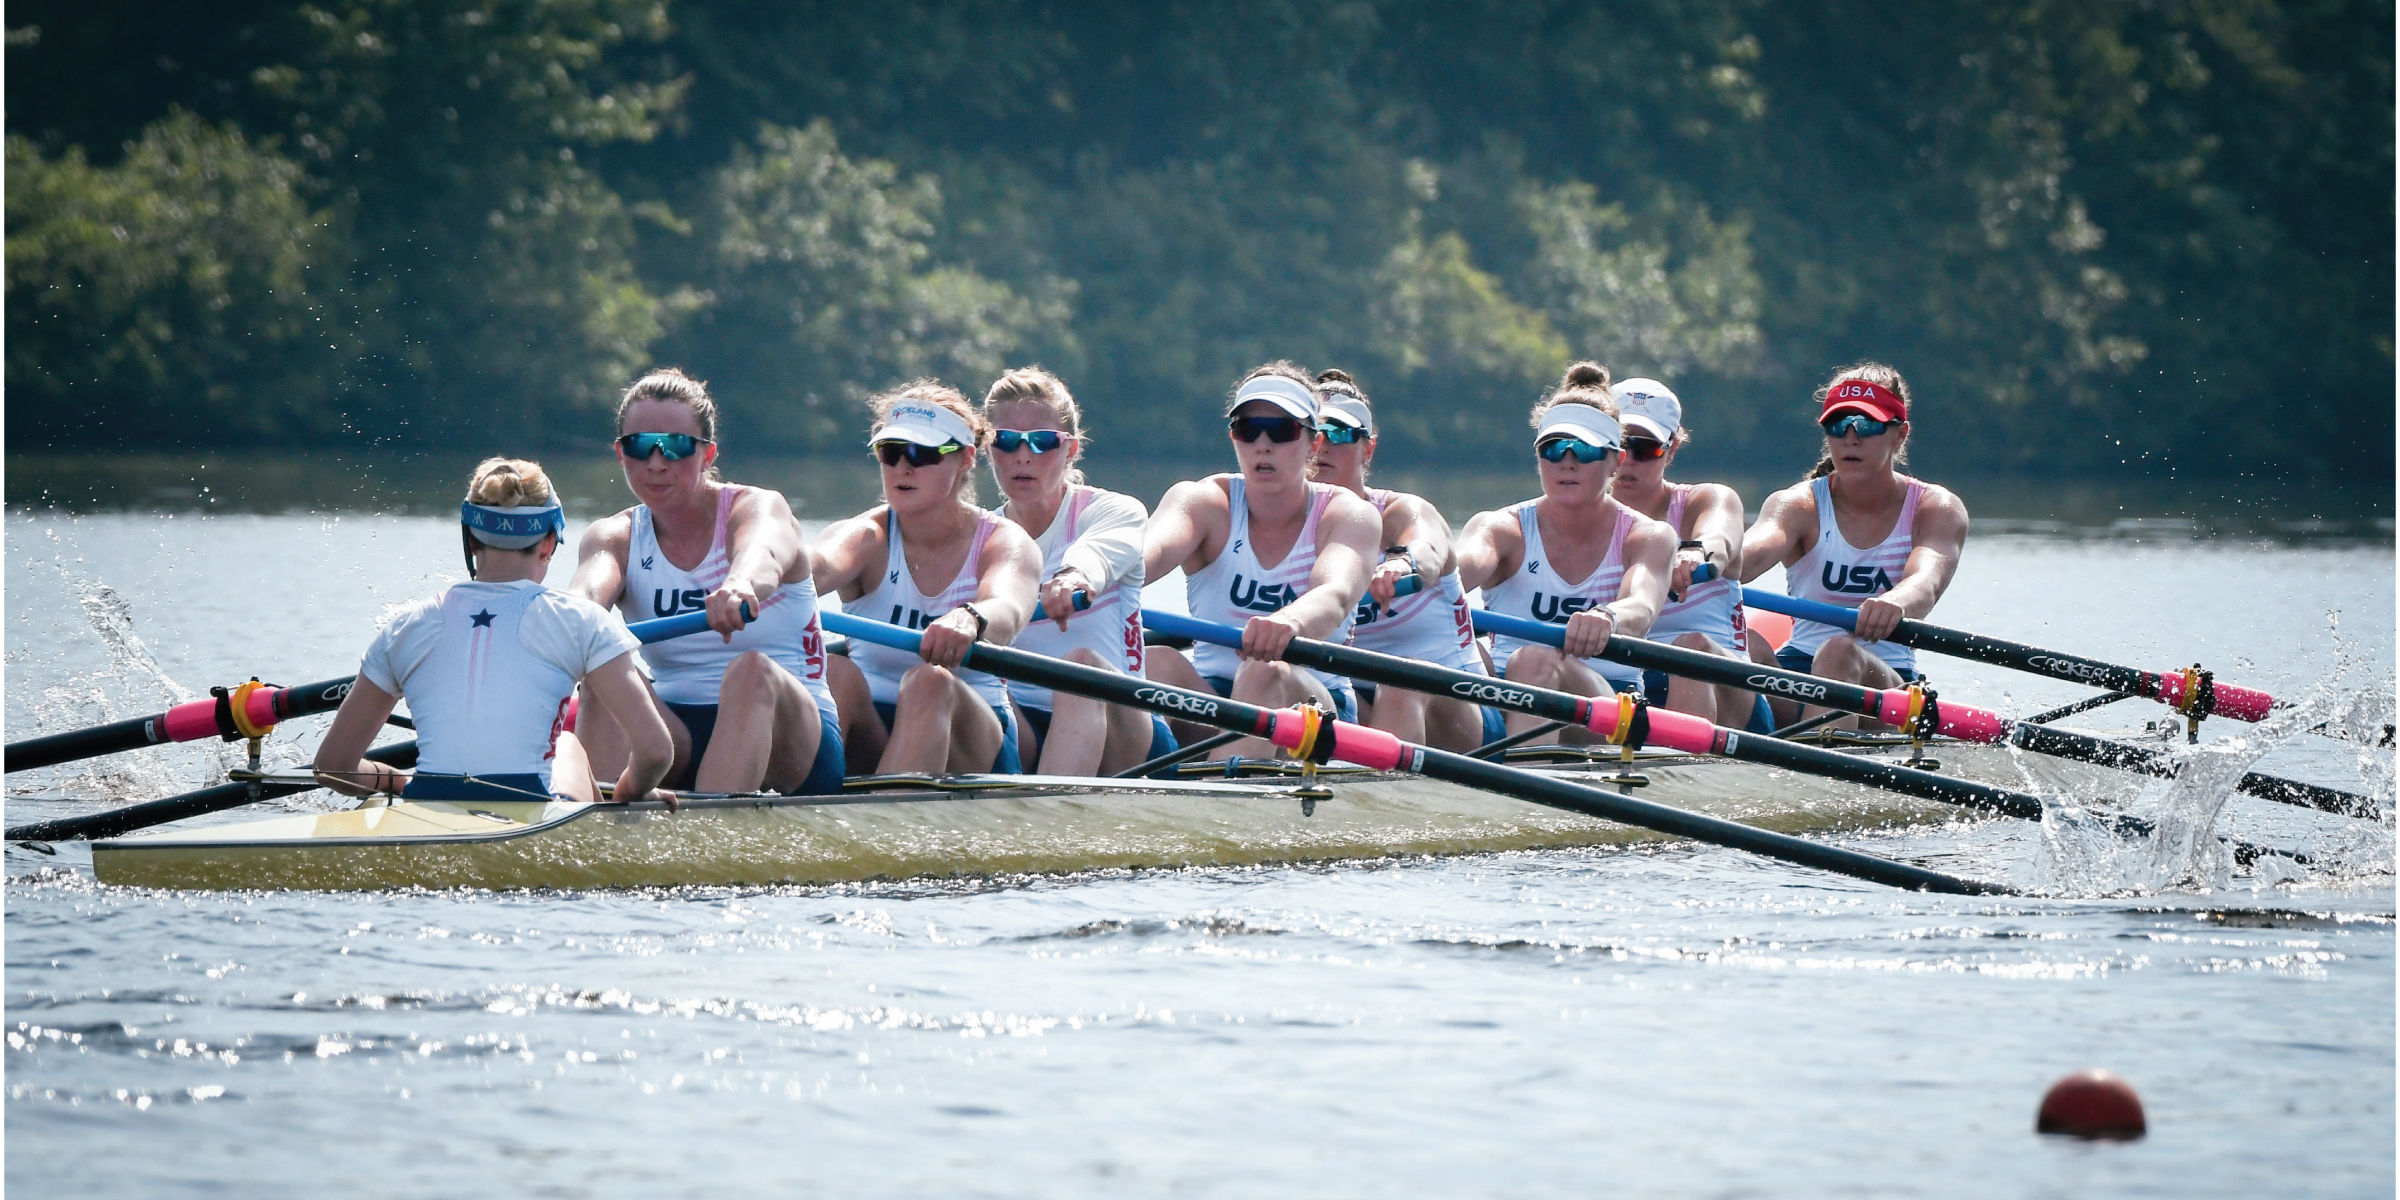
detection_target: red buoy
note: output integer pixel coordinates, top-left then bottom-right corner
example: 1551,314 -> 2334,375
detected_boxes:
2037,1070 -> 2147,1139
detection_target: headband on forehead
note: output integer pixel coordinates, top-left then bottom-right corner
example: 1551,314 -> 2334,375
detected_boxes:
1820,379 -> 1907,423
1535,403 -> 1622,451
461,502 -> 565,550
1226,375 -> 1318,421
871,400 -> 979,450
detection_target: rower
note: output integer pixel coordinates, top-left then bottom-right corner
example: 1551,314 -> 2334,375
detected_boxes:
313,458 -> 674,806
1305,368 -> 1504,753
1739,363 -> 1971,729
982,366 -> 1177,775
1142,362 -> 1381,758
814,381 -> 1042,774
568,368 -> 845,794
1454,361 -> 1675,744
1604,377 -> 1772,731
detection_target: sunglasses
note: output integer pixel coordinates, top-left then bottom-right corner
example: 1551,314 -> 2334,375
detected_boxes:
1537,436 -> 1616,464
1230,415 -> 1309,444
1621,435 -> 1669,462
992,429 -> 1066,454
874,440 -> 964,468
618,432 -> 712,461
1316,424 -> 1369,446
1822,413 -> 1897,439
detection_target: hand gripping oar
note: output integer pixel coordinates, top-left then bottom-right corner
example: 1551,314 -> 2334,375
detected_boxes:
6,741 -> 422,844
1466,610 -> 2377,820
1148,610 -> 2312,868
5,607 -> 756,774
1738,588 -> 2284,727
820,610 -> 2005,895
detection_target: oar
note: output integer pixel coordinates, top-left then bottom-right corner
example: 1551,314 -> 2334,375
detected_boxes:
820,610 -> 2006,895
1466,610 -> 2377,820
6,607 -> 753,774
1147,610 -> 2313,865
7,741 -> 421,844
1738,588 -> 2299,730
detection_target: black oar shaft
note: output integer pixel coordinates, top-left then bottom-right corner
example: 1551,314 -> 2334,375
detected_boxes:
6,675 -> 358,774
7,741 -> 420,843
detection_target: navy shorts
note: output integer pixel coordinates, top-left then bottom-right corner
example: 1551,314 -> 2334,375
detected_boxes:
665,702 -> 846,795
870,700 -> 1022,774
1202,675 -> 1359,725
1020,705 -> 1178,767
400,772 -> 558,802
1774,646 -> 1923,685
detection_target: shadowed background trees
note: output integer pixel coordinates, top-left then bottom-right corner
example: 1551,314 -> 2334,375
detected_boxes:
7,0 -> 2390,485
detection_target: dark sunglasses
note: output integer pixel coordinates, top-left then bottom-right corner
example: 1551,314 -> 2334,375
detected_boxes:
1621,435 -> 1670,462
617,432 -> 712,461
1537,436 -> 1616,464
1230,415 -> 1309,444
992,429 -> 1066,454
1822,413 -> 1896,439
874,440 -> 964,468
1316,424 -> 1369,446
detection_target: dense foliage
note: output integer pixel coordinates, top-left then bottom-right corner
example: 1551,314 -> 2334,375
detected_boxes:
7,0 -> 2389,482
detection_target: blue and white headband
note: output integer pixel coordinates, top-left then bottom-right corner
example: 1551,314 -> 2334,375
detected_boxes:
461,501 -> 565,550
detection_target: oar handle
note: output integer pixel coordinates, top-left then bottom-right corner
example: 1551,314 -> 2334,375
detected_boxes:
1391,574 -> 1424,598
1736,587 -> 2276,722
1667,561 -> 1717,602
1030,590 -> 1093,622
624,601 -> 758,644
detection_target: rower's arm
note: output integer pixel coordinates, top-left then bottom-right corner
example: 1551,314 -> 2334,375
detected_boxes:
917,521 -> 1041,670
809,514 -> 883,602
1738,484 -> 1813,582
1882,486 -> 1970,620
313,678 -> 406,799
582,653 -> 673,803
1057,490 -> 1148,594
566,512 -> 632,610
1285,491 -> 1381,638
1376,493 -> 1456,595
712,488 -> 809,640
1683,482 -> 1748,582
1608,516 -> 1677,638
1142,480 -> 1214,582
1451,508 -> 1522,593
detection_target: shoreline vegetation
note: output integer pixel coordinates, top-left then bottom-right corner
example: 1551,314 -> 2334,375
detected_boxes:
5,2 -> 2390,485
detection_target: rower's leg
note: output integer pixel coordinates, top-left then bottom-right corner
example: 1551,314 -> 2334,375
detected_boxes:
1038,648 -> 1118,777
1369,683 -> 1431,745
1222,659 -> 1334,759
696,651 -> 824,794
549,730 -> 599,803
1420,694 -> 1490,755
1501,649 -> 1612,745
1096,696 -> 1155,776
1664,634 -> 1721,725
1748,636 -> 1801,730
1144,648 -> 1216,746
575,677 -> 695,788
824,654 -> 884,775
881,666 -> 1004,774
1807,636 -> 1905,730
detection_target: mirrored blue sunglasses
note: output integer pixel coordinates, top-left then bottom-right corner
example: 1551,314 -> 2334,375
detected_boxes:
1316,424 -> 1369,446
1821,413 -> 1896,439
1537,436 -> 1615,464
992,429 -> 1066,454
618,432 -> 712,461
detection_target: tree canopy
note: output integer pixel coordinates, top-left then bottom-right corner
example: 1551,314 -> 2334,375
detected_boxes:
7,0 -> 2390,483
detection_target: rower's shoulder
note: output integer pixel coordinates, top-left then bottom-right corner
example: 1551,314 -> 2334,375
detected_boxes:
1159,475 -> 1234,514
1909,479 -> 1970,528
1080,484 -> 1150,523
1757,479 -> 1819,518
576,506 -> 638,554
1683,479 -> 1747,509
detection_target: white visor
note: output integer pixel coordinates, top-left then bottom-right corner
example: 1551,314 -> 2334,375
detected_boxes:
1318,393 -> 1375,436
871,400 -> 978,450
1609,378 -> 1681,443
1226,375 -> 1318,421
1536,403 -> 1622,451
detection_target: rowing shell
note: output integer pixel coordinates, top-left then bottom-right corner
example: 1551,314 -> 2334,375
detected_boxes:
83,739 -> 2083,891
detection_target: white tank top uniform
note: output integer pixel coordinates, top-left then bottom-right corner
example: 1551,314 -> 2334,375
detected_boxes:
1349,489 -> 1485,674
622,485 -> 839,720
1182,478 -> 1359,716
1003,484 -> 1147,714
844,510 -> 1024,773
1645,484 -> 1743,649
359,580 -> 638,798
1480,502 -> 1645,693
1780,476 -> 1925,677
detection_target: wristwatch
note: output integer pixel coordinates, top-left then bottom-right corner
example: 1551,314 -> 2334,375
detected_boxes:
1677,538 -> 1710,565
958,602 -> 989,641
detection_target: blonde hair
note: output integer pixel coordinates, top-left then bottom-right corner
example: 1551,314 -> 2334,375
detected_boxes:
1529,360 -> 1618,428
870,378 -> 986,502
1804,361 -> 1912,480
980,366 -> 1086,485
466,457 -> 556,508
617,367 -> 722,481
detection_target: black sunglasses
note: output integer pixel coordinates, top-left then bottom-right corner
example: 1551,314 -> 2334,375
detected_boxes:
874,440 -> 963,468
1230,415 -> 1309,444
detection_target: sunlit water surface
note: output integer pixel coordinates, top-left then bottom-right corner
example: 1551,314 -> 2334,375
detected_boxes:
5,509 -> 2393,1196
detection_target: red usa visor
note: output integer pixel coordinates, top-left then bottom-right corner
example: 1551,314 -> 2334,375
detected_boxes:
1819,379 -> 1906,423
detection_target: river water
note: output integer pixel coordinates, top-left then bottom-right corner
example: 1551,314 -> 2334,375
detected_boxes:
4,486 -> 2394,1196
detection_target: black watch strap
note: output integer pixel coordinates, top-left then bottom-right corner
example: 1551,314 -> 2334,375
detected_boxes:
958,602 -> 989,641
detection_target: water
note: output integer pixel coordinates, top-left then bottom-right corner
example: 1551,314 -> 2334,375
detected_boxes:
5,495 -> 2394,1195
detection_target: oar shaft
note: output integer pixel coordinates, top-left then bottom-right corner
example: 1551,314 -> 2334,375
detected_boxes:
823,611 -> 2004,894
6,741 -> 421,843
1738,588 -> 2276,722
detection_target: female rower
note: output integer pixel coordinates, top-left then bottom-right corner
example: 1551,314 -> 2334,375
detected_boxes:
1603,377 -> 1769,729
1739,363 -> 1970,728
1143,362 -> 1381,757
1305,368 -> 1503,753
980,366 -> 1175,775
1454,361 -> 1675,743
314,459 -> 673,807
814,381 -> 1042,774
568,368 -> 845,795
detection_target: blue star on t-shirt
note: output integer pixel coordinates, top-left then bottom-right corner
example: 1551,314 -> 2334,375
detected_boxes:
470,609 -> 497,628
